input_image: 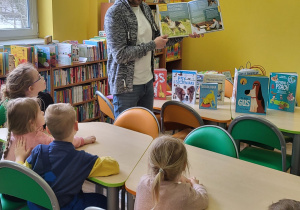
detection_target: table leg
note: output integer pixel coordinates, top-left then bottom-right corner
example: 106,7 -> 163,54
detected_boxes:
290,134 -> 300,175
127,193 -> 135,210
107,187 -> 120,210
217,122 -> 227,129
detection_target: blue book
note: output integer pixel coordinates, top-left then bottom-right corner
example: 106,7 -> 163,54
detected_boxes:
199,83 -> 218,110
268,72 -> 298,112
172,70 -> 197,104
235,75 -> 269,115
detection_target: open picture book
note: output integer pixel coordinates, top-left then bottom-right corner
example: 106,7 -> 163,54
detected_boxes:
156,0 -> 224,38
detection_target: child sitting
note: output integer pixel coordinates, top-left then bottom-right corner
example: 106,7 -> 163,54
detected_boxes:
15,103 -> 119,209
135,136 -> 208,210
2,97 -> 95,161
0,63 -> 51,127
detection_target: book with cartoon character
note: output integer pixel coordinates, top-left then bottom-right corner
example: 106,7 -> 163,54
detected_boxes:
172,70 -> 197,104
268,72 -> 298,112
154,69 -> 167,100
156,0 -> 224,38
199,83 -> 218,110
203,73 -> 225,104
235,75 -> 269,115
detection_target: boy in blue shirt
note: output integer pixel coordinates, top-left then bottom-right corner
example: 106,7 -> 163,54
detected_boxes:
15,103 -> 119,209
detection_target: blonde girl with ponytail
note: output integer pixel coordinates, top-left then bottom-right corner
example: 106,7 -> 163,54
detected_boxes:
135,136 -> 208,210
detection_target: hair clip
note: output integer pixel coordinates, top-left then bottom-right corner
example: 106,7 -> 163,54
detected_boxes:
159,168 -> 164,174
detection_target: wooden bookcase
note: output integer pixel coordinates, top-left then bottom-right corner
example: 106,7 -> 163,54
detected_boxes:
0,59 -> 108,122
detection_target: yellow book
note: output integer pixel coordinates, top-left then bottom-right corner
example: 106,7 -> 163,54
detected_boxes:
11,45 -> 28,67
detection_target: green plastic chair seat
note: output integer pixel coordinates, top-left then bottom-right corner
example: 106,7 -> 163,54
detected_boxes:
0,194 -> 27,209
239,147 -> 292,171
0,160 -> 59,210
184,125 -> 238,158
228,115 -> 290,172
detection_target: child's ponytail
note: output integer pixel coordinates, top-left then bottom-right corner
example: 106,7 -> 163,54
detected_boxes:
151,168 -> 164,206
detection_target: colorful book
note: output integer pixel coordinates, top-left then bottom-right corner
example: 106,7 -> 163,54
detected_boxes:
34,45 -> 51,69
235,75 -> 269,115
268,72 -> 298,112
57,43 -> 73,65
199,83 -> 218,109
203,73 -> 225,104
172,70 -> 197,104
11,45 -> 29,67
221,70 -> 233,83
154,69 -> 167,100
156,0 -> 224,38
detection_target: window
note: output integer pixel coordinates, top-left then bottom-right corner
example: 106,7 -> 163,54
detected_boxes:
0,0 -> 38,41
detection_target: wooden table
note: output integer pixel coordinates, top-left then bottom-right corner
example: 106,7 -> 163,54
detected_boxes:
125,143 -> 300,210
231,107 -> 300,175
77,122 -> 153,210
154,98 -> 232,128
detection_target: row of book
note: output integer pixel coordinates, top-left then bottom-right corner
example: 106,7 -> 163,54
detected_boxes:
0,37 -> 107,75
74,100 -> 100,122
54,80 -> 107,104
154,57 -> 160,69
154,68 -> 298,113
166,43 -> 181,61
145,0 -> 182,4
53,62 -> 107,87
0,52 -> 15,75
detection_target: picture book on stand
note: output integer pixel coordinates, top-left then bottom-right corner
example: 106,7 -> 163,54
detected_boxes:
154,69 -> 167,100
156,0 -> 224,38
172,70 -> 197,104
268,72 -> 298,112
199,83 -> 218,110
235,75 -> 269,115
203,73 -> 225,104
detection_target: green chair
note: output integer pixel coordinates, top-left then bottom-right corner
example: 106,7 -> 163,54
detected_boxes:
184,125 -> 239,158
228,115 -> 291,172
0,160 -> 59,210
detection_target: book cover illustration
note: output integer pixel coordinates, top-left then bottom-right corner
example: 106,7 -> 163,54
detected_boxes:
156,0 -> 223,38
172,70 -> 197,104
154,69 -> 167,100
157,3 -> 192,38
235,75 -> 269,115
203,73 -> 225,104
189,0 -> 223,34
199,83 -> 218,109
196,73 -> 204,97
268,72 -> 298,112
34,45 -> 51,69
11,45 -> 28,67
57,43 -> 73,65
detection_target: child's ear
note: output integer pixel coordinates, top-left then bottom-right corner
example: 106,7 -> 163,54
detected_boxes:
46,126 -> 51,135
74,121 -> 79,131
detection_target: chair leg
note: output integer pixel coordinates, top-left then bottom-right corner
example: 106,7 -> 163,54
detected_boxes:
127,193 -> 135,210
121,187 -> 125,210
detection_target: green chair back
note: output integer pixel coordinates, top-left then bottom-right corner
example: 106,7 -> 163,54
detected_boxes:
184,125 -> 239,158
0,160 -> 59,210
228,117 -> 282,150
228,115 -> 289,171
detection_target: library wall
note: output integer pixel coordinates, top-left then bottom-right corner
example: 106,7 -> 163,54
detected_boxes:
182,0 -> 300,103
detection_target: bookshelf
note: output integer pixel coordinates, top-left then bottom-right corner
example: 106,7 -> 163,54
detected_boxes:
51,60 -> 107,122
100,2 -> 183,72
0,59 -> 108,122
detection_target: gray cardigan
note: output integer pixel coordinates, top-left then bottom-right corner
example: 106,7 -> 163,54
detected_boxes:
104,0 -> 182,94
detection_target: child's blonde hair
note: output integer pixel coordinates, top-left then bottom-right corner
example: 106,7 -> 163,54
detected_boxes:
2,63 -> 37,100
149,135 -> 188,206
45,103 -> 76,140
3,97 -> 41,159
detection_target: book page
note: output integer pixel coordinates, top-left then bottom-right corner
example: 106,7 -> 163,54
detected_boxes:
157,3 -> 192,38
188,0 -> 223,34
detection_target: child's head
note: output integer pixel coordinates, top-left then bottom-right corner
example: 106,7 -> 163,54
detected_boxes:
3,63 -> 46,100
149,136 -> 188,205
45,103 -> 77,141
3,97 -> 44,159
269,199 -> 300,210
